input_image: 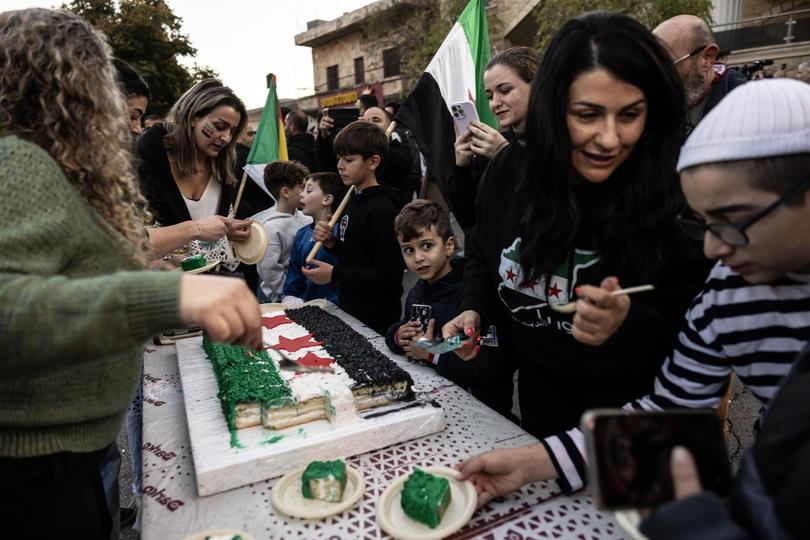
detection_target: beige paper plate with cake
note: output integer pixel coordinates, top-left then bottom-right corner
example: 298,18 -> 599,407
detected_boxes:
377,466 -> 477,540
181,529 -> 255,540
272,459 -> 365,519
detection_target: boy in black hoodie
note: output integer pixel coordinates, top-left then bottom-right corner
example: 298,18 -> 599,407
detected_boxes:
386,200 -> 518,421
306,121 -> 404,335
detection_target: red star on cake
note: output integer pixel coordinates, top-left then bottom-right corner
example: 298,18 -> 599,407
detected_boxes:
262,314 -> 293,330
276,333 -> 323,353
296,352 -> 334,368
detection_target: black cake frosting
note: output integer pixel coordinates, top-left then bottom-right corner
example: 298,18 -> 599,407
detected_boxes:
286,306 -> 414,397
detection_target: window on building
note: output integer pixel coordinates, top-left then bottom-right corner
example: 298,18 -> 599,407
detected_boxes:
354,57 -> 365,84
326,65 -> 339,90
382,47 -> 401,78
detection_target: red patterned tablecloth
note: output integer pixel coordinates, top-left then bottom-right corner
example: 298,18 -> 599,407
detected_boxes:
140,310 -> 628,540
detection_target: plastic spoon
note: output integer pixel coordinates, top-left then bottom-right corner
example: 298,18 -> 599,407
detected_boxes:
550,284 -> 655,314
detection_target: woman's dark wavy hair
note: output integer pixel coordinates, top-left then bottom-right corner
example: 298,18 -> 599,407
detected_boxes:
517,12 -> 686,284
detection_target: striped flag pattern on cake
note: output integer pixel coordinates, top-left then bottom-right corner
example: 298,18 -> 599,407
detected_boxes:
396,0 -> 497,193
244,73 -> 288,196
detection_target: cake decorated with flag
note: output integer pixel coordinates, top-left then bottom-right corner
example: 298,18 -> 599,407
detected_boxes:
205,306 -> 414,433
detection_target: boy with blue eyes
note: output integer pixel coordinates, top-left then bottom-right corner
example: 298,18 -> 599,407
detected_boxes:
457,79 -> 810,505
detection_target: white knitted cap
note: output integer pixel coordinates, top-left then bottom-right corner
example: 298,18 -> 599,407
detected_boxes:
677,78 -> 810,172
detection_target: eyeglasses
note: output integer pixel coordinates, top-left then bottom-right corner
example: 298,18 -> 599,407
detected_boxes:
673,44 -> 709,65
676,179 -> 810,246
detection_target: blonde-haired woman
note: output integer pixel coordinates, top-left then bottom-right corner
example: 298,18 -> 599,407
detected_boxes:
0,9 -> 261,537
138,78 -> 253,272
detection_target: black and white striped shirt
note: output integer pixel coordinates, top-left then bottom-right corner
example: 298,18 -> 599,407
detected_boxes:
542,263 -> 810,492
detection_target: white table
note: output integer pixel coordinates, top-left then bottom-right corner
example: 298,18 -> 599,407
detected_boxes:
139,308 -> 628,539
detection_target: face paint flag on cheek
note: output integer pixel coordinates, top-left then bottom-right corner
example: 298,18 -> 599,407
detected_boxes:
202,122 -> 215,139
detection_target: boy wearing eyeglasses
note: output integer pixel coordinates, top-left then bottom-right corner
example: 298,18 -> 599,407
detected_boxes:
455,79 -> 810,504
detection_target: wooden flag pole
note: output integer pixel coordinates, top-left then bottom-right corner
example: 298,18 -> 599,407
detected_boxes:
231,169 -> 249,218
305,188 -> 353,264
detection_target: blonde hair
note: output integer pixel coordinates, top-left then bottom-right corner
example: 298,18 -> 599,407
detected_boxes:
164,79 -> 246,185
0,9 -> 150,264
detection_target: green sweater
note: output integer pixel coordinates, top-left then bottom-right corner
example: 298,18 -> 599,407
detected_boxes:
0,136 -> 183,457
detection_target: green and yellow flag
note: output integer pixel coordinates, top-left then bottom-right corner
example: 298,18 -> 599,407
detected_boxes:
244,73 -> 288,191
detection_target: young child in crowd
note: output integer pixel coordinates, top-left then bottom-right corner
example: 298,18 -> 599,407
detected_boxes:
282,172 -> 347,305
385,199 -> 460,362
457,80 -> 810,519
253,160 -> 311,303
306,121 -> 404,334
386,199 -> 518,420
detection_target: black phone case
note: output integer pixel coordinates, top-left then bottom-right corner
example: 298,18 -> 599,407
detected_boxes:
410,304 -> 432,334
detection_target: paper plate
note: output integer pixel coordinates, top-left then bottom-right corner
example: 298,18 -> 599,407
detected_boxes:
181,529 -> 255,540
271,464 -> 365,519
376,466 -> 477,540
233,220 -> 268,264
614,510 -> 648,540
172,260 -> 221,274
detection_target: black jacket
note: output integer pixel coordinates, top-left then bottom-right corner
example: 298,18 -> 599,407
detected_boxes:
703,68 -> 747,120
329,183 -> 405,335
385,258 -> 466,356
286,132 -> 318,173
460,142 -> 711,381
137,123 -> 235,225
446,131 -> 516,229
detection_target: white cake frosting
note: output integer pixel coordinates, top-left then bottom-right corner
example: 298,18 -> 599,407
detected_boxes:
262,312 -> 359,426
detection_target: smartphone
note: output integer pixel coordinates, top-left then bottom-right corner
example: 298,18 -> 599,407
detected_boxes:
154,326 -> 203,345
410,304 -> 432,334
582,408 -> 732,510
325,107 -> 360,135
450,101 -> 479,134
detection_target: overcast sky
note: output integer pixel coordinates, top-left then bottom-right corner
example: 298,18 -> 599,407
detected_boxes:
6,0 -> 376,109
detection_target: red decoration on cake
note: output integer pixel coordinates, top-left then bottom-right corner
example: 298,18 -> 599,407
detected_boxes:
296,352 -> 334,368
262,314 -> 293,330
276,334 -> 323,353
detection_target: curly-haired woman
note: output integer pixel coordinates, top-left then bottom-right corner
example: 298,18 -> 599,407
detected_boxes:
0,9 -> 262,537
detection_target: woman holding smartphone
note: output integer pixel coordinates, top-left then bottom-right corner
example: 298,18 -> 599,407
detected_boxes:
447,46 -> 540,228
444,12 -> 710,441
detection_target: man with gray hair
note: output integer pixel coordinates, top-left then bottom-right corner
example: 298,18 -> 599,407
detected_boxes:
797,60 -> 810,83
654,14 -> 746,128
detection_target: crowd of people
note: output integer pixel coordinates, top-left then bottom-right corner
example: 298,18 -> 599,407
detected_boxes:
1,5 -> 809,540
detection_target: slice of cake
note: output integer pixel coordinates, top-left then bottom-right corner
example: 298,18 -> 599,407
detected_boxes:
301,459 -> 347,503
400,469 -> 452,529
181,253 -> 207,271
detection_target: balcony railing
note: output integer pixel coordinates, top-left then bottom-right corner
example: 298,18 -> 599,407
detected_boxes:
713,8 -> 810,52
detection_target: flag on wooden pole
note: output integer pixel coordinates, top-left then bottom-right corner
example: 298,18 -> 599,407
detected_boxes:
244,73 -> 289,192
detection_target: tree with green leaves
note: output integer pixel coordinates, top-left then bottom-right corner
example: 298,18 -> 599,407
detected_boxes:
533,0 -> 713,53
65,0 -> 219,115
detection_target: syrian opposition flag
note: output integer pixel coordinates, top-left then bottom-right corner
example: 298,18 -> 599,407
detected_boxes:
396,0 -> 497,193
244,73 -> 289,195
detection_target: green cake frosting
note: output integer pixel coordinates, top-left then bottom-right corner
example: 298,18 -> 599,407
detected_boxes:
181,253 -> 207,271
203,335 -> 293,433
401,468 -> 452,529
301,459 -> 347,502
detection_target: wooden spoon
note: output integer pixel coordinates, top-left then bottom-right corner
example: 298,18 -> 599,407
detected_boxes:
550,284 -> 655,314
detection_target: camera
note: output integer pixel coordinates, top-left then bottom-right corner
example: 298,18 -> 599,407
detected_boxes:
733,59 -> 774,80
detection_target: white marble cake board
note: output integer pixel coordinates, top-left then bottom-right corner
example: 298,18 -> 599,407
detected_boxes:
176,337 -> 446,497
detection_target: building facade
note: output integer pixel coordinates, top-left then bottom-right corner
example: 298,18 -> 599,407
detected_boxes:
292,0 -> 541,114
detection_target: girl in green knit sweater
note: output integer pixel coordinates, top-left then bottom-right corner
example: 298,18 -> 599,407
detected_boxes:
0,9 -> 262,538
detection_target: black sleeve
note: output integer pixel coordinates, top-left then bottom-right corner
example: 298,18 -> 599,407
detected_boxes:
314,135 -> 338,173
446,164 -> 477,229
385,286 -> 418,355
